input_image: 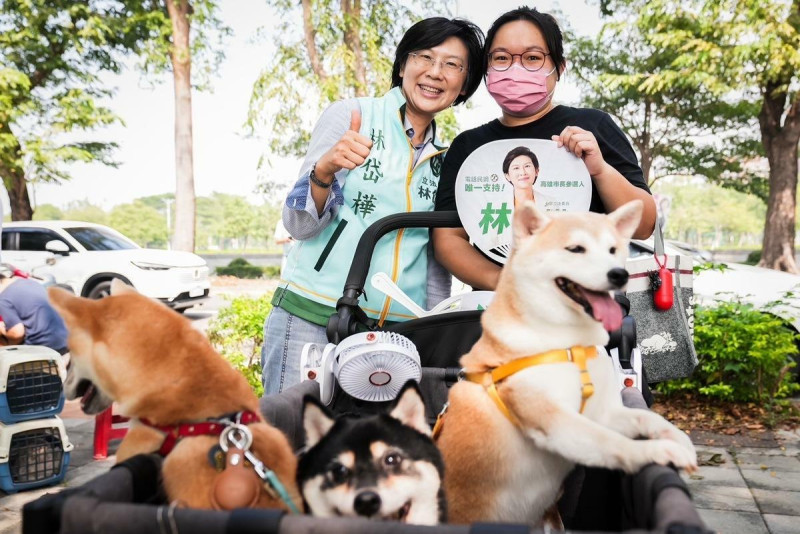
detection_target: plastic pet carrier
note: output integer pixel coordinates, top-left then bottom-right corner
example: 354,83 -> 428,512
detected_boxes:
0,346 -> 65,424
0,416 -> 72,493
22,212 -> 710,533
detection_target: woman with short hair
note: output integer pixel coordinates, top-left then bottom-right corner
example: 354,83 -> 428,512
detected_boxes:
261,17 -> 485,394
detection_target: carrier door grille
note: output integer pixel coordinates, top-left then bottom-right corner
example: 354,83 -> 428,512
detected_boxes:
9,427 -> 65,483
7,361 -> 63,415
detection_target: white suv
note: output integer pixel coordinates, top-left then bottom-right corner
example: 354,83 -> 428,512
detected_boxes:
1,221 -> 210,312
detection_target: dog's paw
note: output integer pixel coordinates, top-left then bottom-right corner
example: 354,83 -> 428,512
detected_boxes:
657,426 -> 696,456
644,439 -> 698,474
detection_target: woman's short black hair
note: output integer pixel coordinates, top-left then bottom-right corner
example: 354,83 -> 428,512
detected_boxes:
484,6 -> 565,80
502,146 -> 539,175
391,17 -> 485,106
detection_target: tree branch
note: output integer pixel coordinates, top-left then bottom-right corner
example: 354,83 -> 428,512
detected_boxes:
302,0 -> 327,82
341,0 -> 367,96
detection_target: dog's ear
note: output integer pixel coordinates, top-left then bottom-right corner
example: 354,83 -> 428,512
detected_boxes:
48,287 -> 85,328
513,200 -> 551,246
110,278 -> 137,296
607,200 -> 643,240
302,395 -> 335,448
388,381 -> 430,436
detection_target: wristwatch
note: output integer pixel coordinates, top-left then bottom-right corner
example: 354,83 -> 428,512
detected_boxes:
309,162 -> 333,189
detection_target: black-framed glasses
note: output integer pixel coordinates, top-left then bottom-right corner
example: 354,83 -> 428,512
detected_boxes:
408,52 -> 465,75
487,50 -> 550,72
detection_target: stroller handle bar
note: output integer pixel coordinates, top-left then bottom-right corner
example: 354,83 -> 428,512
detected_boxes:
327,211 -> 462,344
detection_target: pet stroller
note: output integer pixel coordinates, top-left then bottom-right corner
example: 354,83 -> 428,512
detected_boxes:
22,212 -> 709,534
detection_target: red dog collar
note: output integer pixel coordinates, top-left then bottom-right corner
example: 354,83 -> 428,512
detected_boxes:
139,410 -> 261,456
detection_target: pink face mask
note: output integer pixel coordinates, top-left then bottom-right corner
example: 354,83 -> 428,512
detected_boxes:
486,65 -> 557,117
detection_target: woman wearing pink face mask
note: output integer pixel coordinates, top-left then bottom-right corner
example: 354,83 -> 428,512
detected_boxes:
433,6 -> 656,290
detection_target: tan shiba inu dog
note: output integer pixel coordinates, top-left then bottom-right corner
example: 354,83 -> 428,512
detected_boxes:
436,200 -> 697,525
48,281 -> 301,511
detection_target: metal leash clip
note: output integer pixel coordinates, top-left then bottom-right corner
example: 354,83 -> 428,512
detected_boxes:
218,423 -> 301,514
219,423 -> 253,453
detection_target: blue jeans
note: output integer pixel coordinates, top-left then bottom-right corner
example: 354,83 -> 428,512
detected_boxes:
261,306 -> 329,395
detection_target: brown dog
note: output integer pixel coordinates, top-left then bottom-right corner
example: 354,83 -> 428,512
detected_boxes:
435,200 -> 696,525
48,281 -> 301,511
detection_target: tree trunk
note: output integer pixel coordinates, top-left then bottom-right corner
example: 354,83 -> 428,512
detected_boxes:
0,123 -> 34,221
641,98 -> 653,185
302,0 -> 328,81
341,0 -> 367,97
165,0 -> 196,252
757,84 -> 800,273
7,173 -> 33,221
1,171 -> 33,221
640,149 -> 652,188
759,137 -> 799,272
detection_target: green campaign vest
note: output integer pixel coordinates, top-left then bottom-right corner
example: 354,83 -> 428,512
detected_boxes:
277,87 -> 447,326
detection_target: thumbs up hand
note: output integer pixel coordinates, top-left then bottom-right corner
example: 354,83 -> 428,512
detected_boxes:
313,110 -> 374,186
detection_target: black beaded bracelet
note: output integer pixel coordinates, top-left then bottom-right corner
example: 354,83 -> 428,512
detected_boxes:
309,163 -> 333,189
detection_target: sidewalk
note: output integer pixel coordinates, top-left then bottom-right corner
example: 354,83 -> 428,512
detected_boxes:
0,400 -> 115,534
688,430 -> 800,534
1,401 -> 798,534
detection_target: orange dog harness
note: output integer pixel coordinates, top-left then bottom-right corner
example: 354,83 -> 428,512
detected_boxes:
433,346 -> 598,438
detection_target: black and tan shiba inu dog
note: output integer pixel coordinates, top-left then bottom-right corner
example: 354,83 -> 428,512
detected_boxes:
298,382 -> 445,524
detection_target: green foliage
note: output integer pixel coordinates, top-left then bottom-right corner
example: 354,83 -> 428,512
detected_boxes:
263,265 -> 281,279
569,0 -> 761,191
128,0 -> 230,91
627,0 -> 800,269
62,200 -> 109,225
42,193 -> 281,252
247,0 -> 448,160
0,0 -> 139,217
196,192 -> 280,251
635,1 -> 800,95
206,293 -> 273,396
136,193 -> 175,214
218,196 -> 257,242
109,201 -> 168,247
0,1 -> 227,220
32,204 -> 63,221
653,178 -> 765,249
745,251 -> 762,266
215,258 -> 265,278
658,300 -> 800,403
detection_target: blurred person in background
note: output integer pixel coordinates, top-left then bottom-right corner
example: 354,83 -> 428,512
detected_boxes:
0,265 -> 69,355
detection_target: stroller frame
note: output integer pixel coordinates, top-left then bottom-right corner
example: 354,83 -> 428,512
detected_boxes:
23,211 -> 709,534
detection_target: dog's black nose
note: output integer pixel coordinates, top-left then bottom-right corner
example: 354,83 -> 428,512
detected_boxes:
354,490 -> 382,517
607,268 -> 629,288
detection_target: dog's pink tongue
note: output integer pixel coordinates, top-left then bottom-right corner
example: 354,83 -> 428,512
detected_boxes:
580,289 -> 623,331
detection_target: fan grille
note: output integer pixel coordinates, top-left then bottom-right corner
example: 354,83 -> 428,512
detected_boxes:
335,332 -> 421,402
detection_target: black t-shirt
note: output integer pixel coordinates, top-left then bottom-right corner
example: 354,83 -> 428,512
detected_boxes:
435,105 -> 649,220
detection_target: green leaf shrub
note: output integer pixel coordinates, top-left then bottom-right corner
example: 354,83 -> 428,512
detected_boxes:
207,293 -> 272,396
744,250 -> 761,266
263,265 -> 281,279
215,258 -> 265,278
658,299 -> 799,403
